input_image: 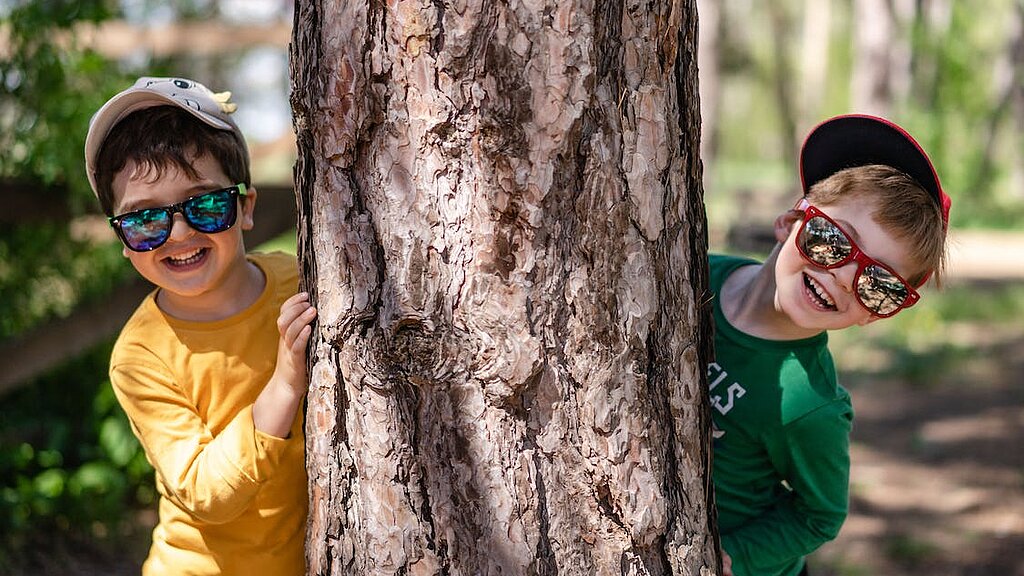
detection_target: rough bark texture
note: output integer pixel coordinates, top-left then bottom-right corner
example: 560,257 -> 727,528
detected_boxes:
290,1 -> 717,574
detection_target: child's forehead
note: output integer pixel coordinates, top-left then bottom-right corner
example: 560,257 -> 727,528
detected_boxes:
814,194 -> 880,222
112,155 -> 226,211
815,197 -> 923,274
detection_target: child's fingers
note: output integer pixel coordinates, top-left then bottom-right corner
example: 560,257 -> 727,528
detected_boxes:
283,291 -> 311,306
282,306 -> 317,346
279,292 -> 311,319
290,325 -> 312,354
277,293 -> 312,333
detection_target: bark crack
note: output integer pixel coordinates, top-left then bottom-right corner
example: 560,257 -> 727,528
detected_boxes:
530,450 -> 559,575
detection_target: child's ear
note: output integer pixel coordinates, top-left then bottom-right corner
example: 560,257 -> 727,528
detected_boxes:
774,209 -> 803,243
240,185 -> 258,231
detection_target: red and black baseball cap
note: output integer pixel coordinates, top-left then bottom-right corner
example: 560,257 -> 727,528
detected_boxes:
799,114 -> 951,227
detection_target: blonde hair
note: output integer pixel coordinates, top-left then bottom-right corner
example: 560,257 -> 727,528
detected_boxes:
805,164 -> 946,286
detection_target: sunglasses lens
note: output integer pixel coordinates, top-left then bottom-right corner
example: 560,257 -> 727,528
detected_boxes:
856,265 -> 909,316
119,209 -> 171,251
183,189 -> 237,233
799,216 -> 852,266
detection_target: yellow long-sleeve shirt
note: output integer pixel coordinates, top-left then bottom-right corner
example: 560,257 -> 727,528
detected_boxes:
109,251 -> 306,575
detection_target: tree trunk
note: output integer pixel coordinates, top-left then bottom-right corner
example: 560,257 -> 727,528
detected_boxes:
696,0 -> 721,172
289,1 -> 718,574
799,0 -> 830,125
766,0 -> 799,168
852,0 -> 895,116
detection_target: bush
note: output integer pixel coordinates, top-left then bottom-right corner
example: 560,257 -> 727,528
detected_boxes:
0,340 -> 154,571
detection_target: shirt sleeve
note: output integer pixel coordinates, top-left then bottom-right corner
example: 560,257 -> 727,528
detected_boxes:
720,400 -> 853,575
110,359 -> 295,524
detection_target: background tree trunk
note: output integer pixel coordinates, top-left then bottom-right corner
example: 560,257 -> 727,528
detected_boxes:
798,0 -> 830,124
766,0 -> 799,167
852,0 -> 896,116
697,0 -> 721,171
289,1 -> 718,574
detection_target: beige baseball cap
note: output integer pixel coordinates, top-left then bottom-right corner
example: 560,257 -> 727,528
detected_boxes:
84,76 -> 246,197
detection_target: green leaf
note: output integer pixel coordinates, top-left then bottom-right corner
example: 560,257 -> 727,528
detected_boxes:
98,415 -> 140,467
36,448 -> 62,468
70,461 -> 124,496
33,468 -> 66,499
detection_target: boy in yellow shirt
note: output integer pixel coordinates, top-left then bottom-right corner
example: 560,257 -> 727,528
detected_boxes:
84,77 -> 315,575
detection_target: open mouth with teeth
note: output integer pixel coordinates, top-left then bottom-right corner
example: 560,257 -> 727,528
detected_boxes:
164,247 -> 208,269
803,273 -> 837,311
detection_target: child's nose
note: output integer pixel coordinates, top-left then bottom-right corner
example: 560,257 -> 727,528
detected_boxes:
832,261 -> 859,294
167,212 -> 195,241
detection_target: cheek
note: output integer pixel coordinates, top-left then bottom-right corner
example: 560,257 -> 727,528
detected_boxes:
777,241 -> 805,276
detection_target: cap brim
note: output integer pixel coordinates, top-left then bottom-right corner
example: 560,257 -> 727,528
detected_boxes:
799,114 -> 950,223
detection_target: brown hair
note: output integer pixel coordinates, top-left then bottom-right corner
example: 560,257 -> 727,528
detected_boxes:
93,106 -> 250,216
805,164 -> 946,286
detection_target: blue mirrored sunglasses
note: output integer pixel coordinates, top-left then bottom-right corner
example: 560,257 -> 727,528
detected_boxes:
109,184 -> 247,252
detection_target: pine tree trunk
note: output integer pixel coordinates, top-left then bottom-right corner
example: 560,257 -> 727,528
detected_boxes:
289,1 -> 718,574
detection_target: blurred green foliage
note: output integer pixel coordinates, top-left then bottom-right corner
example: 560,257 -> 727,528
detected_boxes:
0,225 -> 132,339
710,0 -> 1024,231
829,282 -> 1024,387
0,340 -> 154,571
1,0 -> 137,338
1,0 -> 125,205
0,2 -> 149,564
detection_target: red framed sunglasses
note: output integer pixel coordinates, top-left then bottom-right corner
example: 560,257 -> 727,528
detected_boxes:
794,199 -> 920,317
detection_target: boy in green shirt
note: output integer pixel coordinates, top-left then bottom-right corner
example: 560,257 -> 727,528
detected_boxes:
710,115 -> 951,576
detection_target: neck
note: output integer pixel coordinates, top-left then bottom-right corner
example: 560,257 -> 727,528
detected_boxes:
721,246 -> 824,341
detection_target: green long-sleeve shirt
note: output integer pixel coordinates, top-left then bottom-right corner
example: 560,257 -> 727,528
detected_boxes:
709,254 -> 854,576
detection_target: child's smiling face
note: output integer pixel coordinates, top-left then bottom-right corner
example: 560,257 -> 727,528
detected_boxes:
111,152 -> 257,319
773,196 -> 920,331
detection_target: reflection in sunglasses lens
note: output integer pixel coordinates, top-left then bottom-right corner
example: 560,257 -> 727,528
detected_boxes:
121,210 -> 172,251
184,191 -> 235,233
857,265 -> 908,315
800,216 -> 852,265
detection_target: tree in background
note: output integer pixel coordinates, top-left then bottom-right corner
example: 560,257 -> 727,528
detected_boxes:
704,0 -> 1024,230
290,0 -> 719,573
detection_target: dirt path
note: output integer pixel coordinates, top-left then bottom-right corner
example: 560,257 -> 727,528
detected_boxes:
812,367 -> 1024,575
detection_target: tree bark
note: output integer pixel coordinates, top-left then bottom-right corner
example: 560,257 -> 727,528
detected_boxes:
290,1 -> 718,574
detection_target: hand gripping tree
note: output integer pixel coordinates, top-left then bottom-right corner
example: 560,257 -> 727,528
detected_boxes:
289,0 -> 720,574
